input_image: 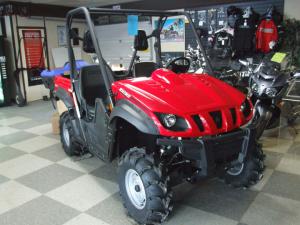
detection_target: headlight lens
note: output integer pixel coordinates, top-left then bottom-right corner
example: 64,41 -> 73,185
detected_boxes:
163,114 -> 176,128
155,113 -> 188,131
240,99 -> 252,118
265,87 -> 277,97
240,102 -> 246,112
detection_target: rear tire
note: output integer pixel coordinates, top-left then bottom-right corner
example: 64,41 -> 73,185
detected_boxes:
118,147 -> 173,225
16,94 -> 26,107
224,144 -> 265,188
59,112 -> 80,156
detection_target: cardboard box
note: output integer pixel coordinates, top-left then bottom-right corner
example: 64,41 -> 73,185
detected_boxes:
57,100 -> 68,115
51,111 -> 60,135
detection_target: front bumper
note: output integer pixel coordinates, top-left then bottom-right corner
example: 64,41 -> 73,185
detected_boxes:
157,127 -> 256,177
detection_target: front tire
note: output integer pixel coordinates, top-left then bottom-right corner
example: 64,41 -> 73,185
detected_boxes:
118,148 -> 172,225
59,112 -> 80,156
224,144 -> 265,188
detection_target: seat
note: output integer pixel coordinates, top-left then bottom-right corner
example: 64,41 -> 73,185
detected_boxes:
134,62 -> 158,77
80,65 -> 107,107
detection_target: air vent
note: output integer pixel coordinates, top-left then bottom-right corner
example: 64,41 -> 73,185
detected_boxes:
230,108 -> 237,124
209,111 -> 223,129
192,115 -> 204,132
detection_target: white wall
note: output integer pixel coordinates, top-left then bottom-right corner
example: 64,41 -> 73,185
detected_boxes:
284,0 -> 300,20
7,16 -> 90,102
95,21 -> 153,68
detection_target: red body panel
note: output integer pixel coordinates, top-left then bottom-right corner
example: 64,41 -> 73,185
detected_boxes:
112,69 -> 253,137
54,69 -> 253,138
54,76 -> 72,94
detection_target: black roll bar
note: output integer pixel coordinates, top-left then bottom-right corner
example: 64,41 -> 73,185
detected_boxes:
88,8 -> 181,17
182,11 -> 213,75
66,7 -> 115,107
66,7 -> 214,109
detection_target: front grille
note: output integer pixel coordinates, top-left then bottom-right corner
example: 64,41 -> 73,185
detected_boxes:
192,115 -> 204,131
209,111 -> 223,129
230,108 -> 237,124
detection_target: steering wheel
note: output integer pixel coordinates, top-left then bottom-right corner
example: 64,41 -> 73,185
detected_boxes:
166,57 -> 190,74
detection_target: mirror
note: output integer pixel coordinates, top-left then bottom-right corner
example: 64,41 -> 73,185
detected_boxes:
134,30 -> 148,51
83,30 -> 95,53
70,28 -> 81,46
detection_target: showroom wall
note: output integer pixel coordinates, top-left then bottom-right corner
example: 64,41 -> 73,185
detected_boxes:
10,16 -> 89,69
284,0 -> 300,19
1,0 -> 299,103
5,16 -> 90,102
95,21 -> 153,68
185,0 -> 284,48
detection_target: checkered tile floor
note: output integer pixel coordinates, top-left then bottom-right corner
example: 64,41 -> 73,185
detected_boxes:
0,100 -> 300,225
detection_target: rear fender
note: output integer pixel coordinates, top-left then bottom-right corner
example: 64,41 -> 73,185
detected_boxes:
55,87 -> 74,110
110,99 -> 159,135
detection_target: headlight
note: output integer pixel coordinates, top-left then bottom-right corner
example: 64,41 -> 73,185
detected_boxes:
251,82 -> 258,93
265,87 -> 277,97
155,113 -> 188,131
240,102 -> 246,112
240,99 -> 252,118
163,114 -> 176,128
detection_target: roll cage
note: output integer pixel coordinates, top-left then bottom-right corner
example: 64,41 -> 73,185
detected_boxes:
66,7 -> 213,108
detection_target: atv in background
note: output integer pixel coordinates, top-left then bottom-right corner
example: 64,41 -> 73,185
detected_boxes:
43,7 -> 265,225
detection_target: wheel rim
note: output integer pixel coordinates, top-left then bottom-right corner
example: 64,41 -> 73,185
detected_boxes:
16,95 -> 20,104
125,169 -> 146,210
62,122 -> 70,147
227,163 -> 244,176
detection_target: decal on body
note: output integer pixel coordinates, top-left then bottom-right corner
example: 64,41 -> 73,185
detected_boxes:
119,88 -> 131,98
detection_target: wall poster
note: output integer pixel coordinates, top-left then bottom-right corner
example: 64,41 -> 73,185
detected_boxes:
57,25 -> 67,47
153,17 -> 185,52
22,29 -> 45,86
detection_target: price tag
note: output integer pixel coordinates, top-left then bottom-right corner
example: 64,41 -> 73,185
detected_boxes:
271,52 -> 287,63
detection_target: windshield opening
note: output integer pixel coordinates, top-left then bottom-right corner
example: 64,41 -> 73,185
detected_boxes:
67,9 -> 213,79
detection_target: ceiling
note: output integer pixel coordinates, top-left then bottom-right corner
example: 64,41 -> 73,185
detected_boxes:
3,0 -> 142,7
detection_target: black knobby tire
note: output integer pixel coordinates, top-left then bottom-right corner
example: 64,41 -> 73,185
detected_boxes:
224,144 -> 265,188
16,94 -> 26,107
118,148 -> 173,225
59,112 -> 80,156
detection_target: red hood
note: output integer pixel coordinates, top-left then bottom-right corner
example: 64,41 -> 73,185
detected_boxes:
112,69 -> 246,115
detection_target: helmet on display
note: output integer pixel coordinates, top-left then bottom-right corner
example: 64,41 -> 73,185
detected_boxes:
242,7 -> 252,19
227,6 -> 242,16
227,6 -> 242,28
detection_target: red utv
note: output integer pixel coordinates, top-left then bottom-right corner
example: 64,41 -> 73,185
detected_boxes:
49,7 -> 264,225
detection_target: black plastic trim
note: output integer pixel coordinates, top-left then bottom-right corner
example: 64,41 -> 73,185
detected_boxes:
110,99 -> 159,135
157,127 -> 256,176
55,88 -> 74,109
209,111 -> 222,129
230,108 -> 237,125
191,114 -> 205,132
242,99 -> 252,118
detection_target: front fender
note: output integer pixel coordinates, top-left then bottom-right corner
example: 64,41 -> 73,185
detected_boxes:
110,99 -> 159,135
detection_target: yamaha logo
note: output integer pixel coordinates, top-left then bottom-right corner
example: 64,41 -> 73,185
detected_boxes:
119,88 -> 131,98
